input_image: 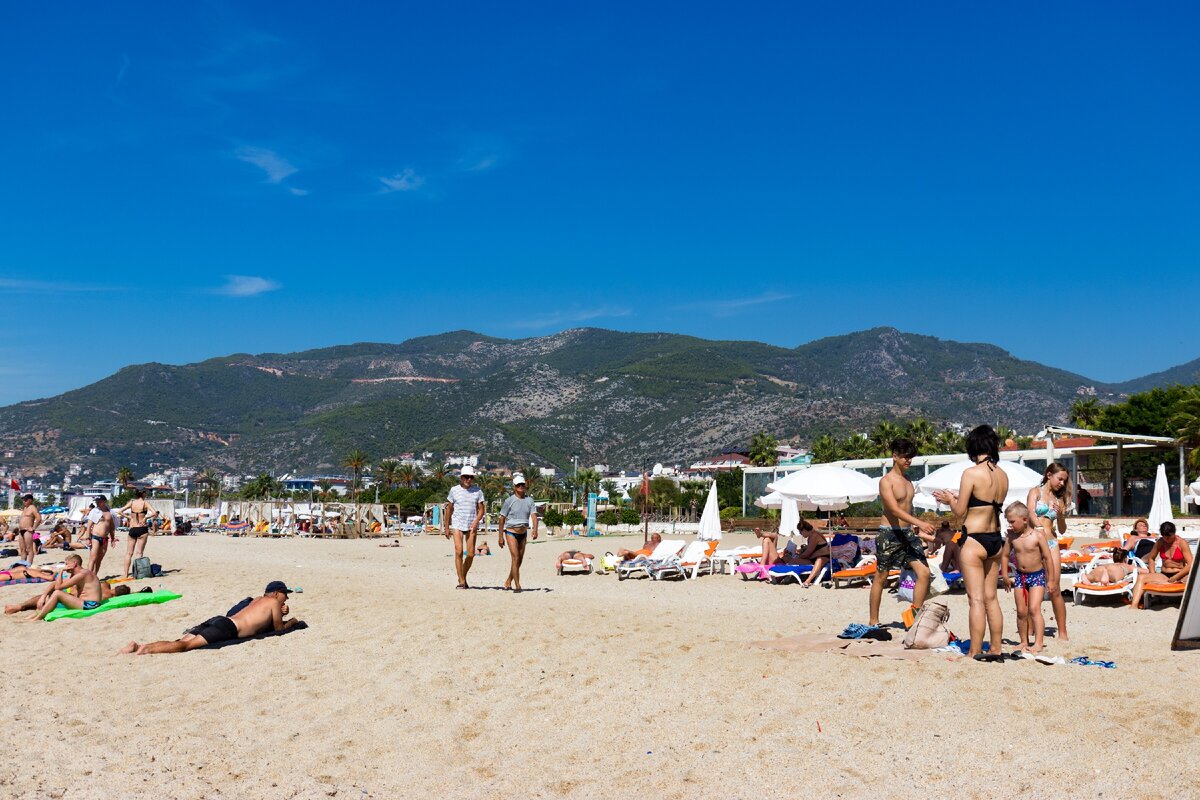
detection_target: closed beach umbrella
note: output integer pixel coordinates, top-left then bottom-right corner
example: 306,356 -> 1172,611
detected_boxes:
767,465 -> 878,508
917,460 -> 1043,511
778,494 -> 801,537
1148,463 -> 1174,531
697,480 -> 722,541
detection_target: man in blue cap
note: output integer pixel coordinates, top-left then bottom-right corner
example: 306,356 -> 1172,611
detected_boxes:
119,580 -> 303,655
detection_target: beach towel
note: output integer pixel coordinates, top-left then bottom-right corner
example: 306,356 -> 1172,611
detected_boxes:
0,576 -> 49,588
44,590 -> 181,621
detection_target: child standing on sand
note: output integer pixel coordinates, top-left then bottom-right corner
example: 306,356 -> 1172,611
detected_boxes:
1000,502 -> 1053,653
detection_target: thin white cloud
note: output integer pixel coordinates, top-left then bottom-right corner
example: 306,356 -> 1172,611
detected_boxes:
0,277 -> 109,293
288,187 -> 310,196
508,307 -> 631,330
676,292 -> 793,317
378,168 -> 424,193
216,275 -> 280,297
235,146 -> 297,183
112,54 -> 131,91
462,155 -> 498,172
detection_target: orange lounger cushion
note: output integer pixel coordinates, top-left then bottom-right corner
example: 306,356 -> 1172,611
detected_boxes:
1074,581 -> 1133,592
1083,541 -> 1115,551
1057,537 -> 1074,549
1144,583 -> 1186,594
832,564 -> 876,578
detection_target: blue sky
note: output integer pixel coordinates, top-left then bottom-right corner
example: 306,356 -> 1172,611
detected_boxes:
2,2 -> 1197,404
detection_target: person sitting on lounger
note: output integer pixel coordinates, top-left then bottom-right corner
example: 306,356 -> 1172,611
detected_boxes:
4,554 -> 104,620
1083,547 -> 1135,586
1122,518 -> 1153,555
616,533 -> 661,561
1130,522 -> 1193,609
556,550 -> 595,571
792,525 -> 831,587
119,581 -> 302,655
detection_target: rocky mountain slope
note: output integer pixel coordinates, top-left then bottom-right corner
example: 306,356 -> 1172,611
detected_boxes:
0,327 -> 1181,473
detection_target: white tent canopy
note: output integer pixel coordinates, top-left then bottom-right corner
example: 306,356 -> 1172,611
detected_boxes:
767,465 -> 879,509
696,481 -> 722,541
1148,463 -> 1175,532
915,460 -> 1044,512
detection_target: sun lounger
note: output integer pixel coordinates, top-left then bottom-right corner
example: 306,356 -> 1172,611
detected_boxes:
1143,582 -> 1186,608
767,562 -> 831,585
650,540 -> 719,580
617,540 -> 685,581
710,546 -> 762,575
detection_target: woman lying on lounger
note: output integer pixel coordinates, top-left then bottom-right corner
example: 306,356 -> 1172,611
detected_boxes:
1,563 -> 56,582
1082,548 -> 1135,586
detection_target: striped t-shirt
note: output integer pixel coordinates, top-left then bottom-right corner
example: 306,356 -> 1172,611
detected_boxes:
447,484 -> 484,530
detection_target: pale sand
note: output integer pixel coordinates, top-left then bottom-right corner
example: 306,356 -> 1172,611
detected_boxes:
2,531 -> 1198,799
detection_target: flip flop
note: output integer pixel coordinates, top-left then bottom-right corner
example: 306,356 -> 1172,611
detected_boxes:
972,653 -> 1005,663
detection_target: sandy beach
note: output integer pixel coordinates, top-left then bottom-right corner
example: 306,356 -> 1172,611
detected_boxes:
2,530 -> 1197,799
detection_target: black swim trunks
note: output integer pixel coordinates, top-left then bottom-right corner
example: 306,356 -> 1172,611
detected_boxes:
875,527 -> 928,572
128,526 -> 149,539
188,615 -> 238,645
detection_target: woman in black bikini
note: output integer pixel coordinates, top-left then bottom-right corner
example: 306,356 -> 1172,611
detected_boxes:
932,425 -> 1009,660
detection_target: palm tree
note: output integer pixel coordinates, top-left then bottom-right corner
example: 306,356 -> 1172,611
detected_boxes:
994,425 -> 1016,446
241,473 -> 281,500
195,468 -> 222,506
429,463 -> 450,484
748,431 -> 778,466
317,479 -> 334,501
396,463 -> 420,488
575,468 -> 601,498
116,466 -> 134,487
1070,398 -> 1103,429
1170,387 -> 1200,468
842,433 -> 876,460
869,421 -> 904,456
809,434 -> 841,464
905,418 -> 937,453
935,429 -> 965,454
341,450 -> 370,494
601,479 -> 619,500
376,459 -> 401,490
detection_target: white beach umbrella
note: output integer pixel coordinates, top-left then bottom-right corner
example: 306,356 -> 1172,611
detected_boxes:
697,480 -> 722,541
754,490 -> 786,509
917,460 -> 1043,511
1148,463 -> 1174,531
767,465 -> 879,509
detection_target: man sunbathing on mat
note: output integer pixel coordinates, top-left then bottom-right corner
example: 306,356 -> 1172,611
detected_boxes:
5,554 -> 104,621
616,533 -> 661,561
3,569 -> 131,615
119,580 -> 302,655
555,550 -> 595,571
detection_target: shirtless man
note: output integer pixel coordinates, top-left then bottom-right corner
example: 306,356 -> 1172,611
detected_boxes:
43,522 -> 72,550
7,554 -> 105,621
869,438 -> 936,628
617,532 -> 661,561
555,549 -> 595,572
85,496 -> 116,578
117,490 -> 160,579
119,581 -> 302,655
443,467 -> 486,589
16,495 -> 43,565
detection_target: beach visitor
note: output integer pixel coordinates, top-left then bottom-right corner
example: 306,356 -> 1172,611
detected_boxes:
934,521 -> 962,573
1027,463 -> 1071,641
1123,518 -> 1154,558
117,490 -> 160,579
498,473 -> 539,592
0,563 -> 56,582
1129,522 -> 1193,609
6,554 -> 104,621
85,496 -> 116,578
870,438 -> 936,628
119,581 -> 302,654
793,524 -> 830,587
617,532 -> 661,561
43,522 -> 72,550
16,495 -> 42,565
555,549 -> 595,571
932,425 -> 1009,660
1000,502 -> 1052,652
752,526 -> 783,566
474,542 -> 491,556
1100,519 -> 1112,538
444,466 -> 485,589
1083,547 -> 1135,585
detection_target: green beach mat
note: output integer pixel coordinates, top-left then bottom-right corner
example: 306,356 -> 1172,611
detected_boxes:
44,590 -> 182,621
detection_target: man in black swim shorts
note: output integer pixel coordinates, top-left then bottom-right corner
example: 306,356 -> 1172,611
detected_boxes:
119,580 -> 302,655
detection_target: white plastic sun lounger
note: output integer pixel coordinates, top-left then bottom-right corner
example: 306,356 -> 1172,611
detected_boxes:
617,540 -> 685,581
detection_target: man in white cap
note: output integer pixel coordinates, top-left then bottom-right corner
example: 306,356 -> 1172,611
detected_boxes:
498,473 -> 539,592
444,466 -> 486,588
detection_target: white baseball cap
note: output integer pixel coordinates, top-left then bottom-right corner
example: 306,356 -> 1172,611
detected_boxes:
460,465 -> 476,477
512,473 -> 526,485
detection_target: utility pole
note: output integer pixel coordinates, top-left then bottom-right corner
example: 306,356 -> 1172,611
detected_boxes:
572,455 -> 578,506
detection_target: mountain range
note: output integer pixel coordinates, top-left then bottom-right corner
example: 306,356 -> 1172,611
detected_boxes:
1,327 -> 1194,475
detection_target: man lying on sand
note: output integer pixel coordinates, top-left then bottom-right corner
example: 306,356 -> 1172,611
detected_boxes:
119,581 -> 302,655
616,533 -> 661,561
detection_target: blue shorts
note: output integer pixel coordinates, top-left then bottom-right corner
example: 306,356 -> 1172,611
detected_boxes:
1014,569 -> 1046,589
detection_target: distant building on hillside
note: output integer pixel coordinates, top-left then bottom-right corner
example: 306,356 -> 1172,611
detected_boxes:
685,452 -> 750,477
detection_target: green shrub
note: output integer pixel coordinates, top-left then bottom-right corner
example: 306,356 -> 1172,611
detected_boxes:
597,509 -> 619,526
719,506 -> 739,519
542,507 -> 563,528
564,509 -> 585,527
620,508 -> 641,525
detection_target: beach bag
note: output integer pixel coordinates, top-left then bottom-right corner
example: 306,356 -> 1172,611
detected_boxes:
903,599 -> 951,649
897,568 -> 916,603
928,560 -> 950,597
132,557 -> 152,580
600,552 -> 619,572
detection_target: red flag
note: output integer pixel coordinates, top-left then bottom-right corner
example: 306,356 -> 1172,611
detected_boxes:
639,473 -> 649,496
9,478 -> 18,492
